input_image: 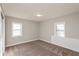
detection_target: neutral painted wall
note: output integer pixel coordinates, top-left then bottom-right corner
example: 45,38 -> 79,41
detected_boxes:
5,16 -> 39,47
0,6 -> 2,55
0,6 -> 5,56
5,12 -> 79,52
40,12 -> 79,52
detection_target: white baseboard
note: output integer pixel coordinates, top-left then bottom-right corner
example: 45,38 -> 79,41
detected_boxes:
40,39 -> 50,43
6,38 -> 38,47
6,37 -> 79,52
40,37 -> 79,52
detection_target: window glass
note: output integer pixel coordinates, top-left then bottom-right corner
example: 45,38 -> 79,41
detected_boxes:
55,23 -> 65,37
12,22 -> 22,37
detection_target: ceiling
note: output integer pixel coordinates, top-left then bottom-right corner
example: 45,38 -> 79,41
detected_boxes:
2,3 -> 79,21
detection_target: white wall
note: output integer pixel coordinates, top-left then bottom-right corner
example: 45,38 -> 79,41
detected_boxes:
0,6 -> 2,56
40,12 -> 79,52
5,16 -> 39,47
0,5 -> 5,56
5,12 -> 79,52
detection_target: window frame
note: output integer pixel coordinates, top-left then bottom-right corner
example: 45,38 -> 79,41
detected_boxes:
54,22 -> 65,38
12,22 -> 22,37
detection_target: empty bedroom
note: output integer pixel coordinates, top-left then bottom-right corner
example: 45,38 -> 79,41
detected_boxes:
0,3 -> 79,56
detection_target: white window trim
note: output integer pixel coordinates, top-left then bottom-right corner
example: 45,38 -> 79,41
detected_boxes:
54,22 -> 65,38
12,22 -> 22,37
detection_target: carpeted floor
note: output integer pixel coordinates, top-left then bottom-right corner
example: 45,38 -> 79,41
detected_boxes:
4,40 -> 79,56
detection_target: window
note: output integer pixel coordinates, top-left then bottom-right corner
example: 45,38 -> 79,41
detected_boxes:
12,22 -> 22,37
55,22 -> 65,38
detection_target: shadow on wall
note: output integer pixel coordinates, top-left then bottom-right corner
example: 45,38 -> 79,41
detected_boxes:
51,35 -> 79,52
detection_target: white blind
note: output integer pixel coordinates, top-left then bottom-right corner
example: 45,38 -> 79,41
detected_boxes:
56,23 -> 65,37
12,22 -> 22,37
